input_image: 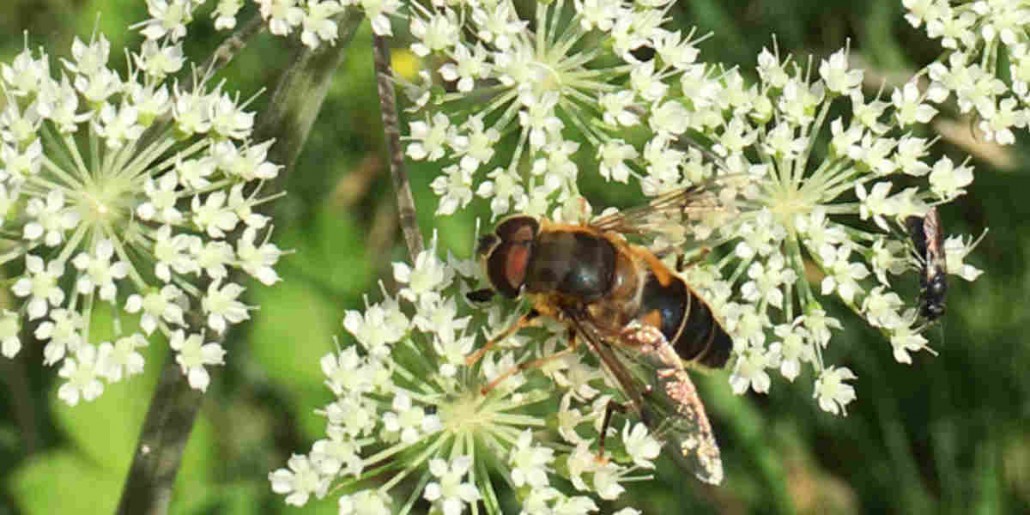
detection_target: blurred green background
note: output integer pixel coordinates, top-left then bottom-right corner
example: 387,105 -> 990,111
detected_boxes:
0,0 -> 1026,514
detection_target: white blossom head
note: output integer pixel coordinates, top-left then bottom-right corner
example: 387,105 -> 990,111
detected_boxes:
903,0 -> 1030,144
405,0 -> 714,220
0,32 -> 282,402
270,242 -> 670,512
416,34 -> 985,417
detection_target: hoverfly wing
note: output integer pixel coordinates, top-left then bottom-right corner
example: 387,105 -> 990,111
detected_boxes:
588,176 -> 749,256
564,310 -> 724,485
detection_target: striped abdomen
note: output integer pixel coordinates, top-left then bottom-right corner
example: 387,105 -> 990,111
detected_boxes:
636,271 -> 733,369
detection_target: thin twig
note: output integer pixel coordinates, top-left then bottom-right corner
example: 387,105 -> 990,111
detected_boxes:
372,34 -> 425,259
116,12 -> 363,515
198,14 -> 266,85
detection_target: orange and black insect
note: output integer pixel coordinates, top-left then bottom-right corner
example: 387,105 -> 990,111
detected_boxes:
467,186 -> 733,484
906,207 -> 947,321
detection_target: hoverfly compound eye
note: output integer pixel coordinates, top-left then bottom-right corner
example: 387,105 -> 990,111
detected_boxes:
495,215 -> 540,242
476,234 -> 500,259
483,215 -> 539,298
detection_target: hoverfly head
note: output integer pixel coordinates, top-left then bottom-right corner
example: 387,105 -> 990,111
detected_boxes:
477,215 -> 539,299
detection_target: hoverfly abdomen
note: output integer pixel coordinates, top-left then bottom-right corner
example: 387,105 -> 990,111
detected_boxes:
524,230 -> 617,301
636,267 -> 733,369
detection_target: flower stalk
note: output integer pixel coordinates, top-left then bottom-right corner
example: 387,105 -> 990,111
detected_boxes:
373,34 -> 424,259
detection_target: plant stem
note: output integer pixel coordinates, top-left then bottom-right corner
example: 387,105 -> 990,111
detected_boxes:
115,12 -> 363,515
372,34 -> 425,259
115,355 -> 205,515
198,14 -> 266,87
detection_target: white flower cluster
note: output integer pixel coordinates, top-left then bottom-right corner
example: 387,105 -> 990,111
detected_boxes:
903,0 -> 1029,144
270,238 -> 665,514
402,0 -> 710,218
417,32 -> 986,416
137,0 -> 401,49
0,32 -> 282,404
598,45 -> 984,415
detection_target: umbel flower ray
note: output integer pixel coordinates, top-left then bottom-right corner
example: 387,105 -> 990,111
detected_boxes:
0,31 -> 283,403
271,237 -> 665,515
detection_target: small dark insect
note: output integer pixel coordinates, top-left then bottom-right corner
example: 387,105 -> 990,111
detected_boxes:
466,185 -> 734,485
906,207 -> 947,321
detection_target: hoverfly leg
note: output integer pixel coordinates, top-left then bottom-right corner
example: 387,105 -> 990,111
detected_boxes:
676,247 -> 711,272
465,309 -> 540,367
596,400 -> 629,463
479,347 -> 575,395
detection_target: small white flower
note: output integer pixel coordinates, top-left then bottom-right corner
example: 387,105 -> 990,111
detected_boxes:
862,287 -> 905,329
407,113 -> 454,161
258,0 -> 305,36
338,490 -> 391,515
891,81 -> 937,126
169,330 -> 225,392
212,0 -> 243,30
125,286 -> 186,335
202,280 -> 249,334
729,347 -> 773,394
424,457 -> 480,515
890,323 -> 931,364
819,49 -> 863,95
382,392 -> 438,444
622,422 -> 661,469
928,156 -> 974,200
57,345 -> 104,406
768,322 -> 813,382
813,366 -> 857,416
509,430 -> 554,488
35,309 -> 83,365
944,234 -> 985,282
597,140 -> 637,183
343,300 -> 408,357
97,334 -> 147,382
237,228 -> 283,286
269,454 -> 329,507
393,240 -> 452,302
72,240 -> 129,302
12,255 -> 65,320
819,244 -> 870,304
139,0 -> 192,41
431,165 -> 475,215
153,225 -> 201,282
24,191 -> 78,247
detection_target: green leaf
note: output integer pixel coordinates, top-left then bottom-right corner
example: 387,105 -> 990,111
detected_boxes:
9,451 -> 121,514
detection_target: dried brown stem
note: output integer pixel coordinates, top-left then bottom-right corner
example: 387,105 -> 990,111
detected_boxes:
372,34 -> 425,260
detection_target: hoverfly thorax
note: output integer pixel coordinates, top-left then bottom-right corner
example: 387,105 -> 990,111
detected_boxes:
478,215 -> 540,298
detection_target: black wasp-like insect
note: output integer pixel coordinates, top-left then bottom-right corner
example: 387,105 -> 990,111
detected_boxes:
906,207 -> 947,321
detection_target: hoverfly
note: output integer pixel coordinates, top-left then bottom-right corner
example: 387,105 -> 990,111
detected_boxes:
905,207 -> 947,321
467,185 -> 736,485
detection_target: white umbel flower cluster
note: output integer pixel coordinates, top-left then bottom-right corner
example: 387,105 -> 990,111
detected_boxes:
902,0 -> 1030,144
270,238 -> 665,514
402,0 -> 709,219
417,28 -> 985,416
0,32 -> 282,403
136,0 -> 402,49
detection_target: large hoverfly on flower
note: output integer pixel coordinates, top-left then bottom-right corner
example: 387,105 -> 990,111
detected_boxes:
466,182 -> 746,485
